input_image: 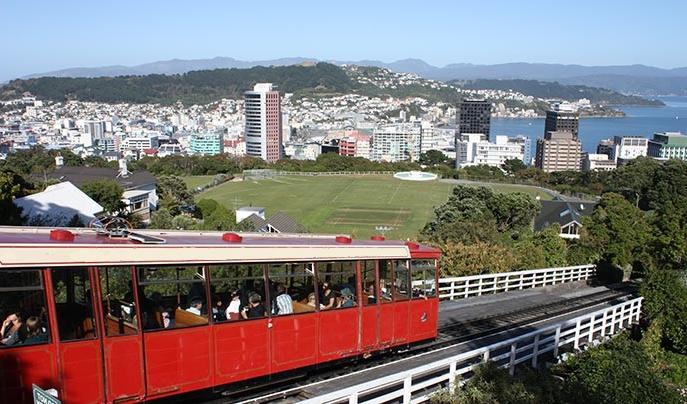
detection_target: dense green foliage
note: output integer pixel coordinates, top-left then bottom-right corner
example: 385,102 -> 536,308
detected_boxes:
0,168 -> 34,225
433,336 -> 681,404
80,180 -> 125,213
451,79 -> 664,106
0,63 -> 359,105
421,185 -> 573,276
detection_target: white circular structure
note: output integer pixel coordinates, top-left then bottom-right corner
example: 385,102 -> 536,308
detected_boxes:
393,171 -> 438,181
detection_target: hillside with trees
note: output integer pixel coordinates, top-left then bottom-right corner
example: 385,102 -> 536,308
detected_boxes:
450,78 -> 664,106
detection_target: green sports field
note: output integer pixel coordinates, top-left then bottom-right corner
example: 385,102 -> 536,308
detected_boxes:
195,175 -> 551,240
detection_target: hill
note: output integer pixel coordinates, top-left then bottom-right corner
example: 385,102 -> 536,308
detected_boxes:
0,63 -> 357,105
451,79 -> 664,106
13,56 -> 687,96
1,63 -> 662,107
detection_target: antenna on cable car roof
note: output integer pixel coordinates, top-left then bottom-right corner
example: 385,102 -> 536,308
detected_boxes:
89,216 -> 166,244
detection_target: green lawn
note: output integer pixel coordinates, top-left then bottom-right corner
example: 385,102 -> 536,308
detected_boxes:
182,175 -> 215,191
197,175 -> 551,240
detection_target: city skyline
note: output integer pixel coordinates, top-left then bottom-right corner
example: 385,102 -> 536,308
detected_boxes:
2,0 -> 687,82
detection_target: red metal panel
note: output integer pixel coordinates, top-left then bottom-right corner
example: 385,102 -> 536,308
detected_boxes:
102,335 -> 145,403
143,326 -> 212,398
408,298 -> 439,343
392,301 -> 410,344
271,314 -> 318,373
318,309 -> 359,361
0,345 -> 59,404
360,305 -> 379,350
58,340 -> 105,403
379,304 -> 394,346
212,319 -> 270,386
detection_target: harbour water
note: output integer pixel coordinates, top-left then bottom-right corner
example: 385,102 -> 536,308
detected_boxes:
492,96 -> 687,152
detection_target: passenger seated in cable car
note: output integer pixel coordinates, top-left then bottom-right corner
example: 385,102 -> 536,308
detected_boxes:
339,288 -> 356,308
211,294 -> 226,322
241,293 -> 267,319
23,316 -> 48,345
186,298 -> 203,316
273,284 -> 293,315
320,283 -> 336,310
1,312 -> 24,346
225,290 -> 241,320
366,284 -> 377,304
307,292 -> 318,308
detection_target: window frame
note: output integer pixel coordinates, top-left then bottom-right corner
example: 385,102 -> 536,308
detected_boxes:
410,259 -> 438,300
208,263 -> 269,323
50,267 -> 98,343
267,262 -> 318,317
97,266 -> 139,337
314,260 -> 359,311
135,265 -> 210,332
0,268 -> 52,349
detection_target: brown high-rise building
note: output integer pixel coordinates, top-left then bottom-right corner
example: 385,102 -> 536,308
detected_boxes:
244,83 -> 282,162
535,131 -> 582,172
544,103 -> 580,140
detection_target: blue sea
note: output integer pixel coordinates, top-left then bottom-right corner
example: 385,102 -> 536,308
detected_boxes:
491,96 -> 687,153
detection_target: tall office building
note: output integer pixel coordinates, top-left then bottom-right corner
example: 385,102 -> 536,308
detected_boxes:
457,99 -> 491,138
544,103 -> 580,140
534,131 -> 582,172
244,83 -> 282,162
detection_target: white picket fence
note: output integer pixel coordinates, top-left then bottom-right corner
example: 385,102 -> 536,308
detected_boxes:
435,264 -> 596,300
300,296 -> 642,404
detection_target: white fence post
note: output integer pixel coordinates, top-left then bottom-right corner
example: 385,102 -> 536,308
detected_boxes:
448,361 -> 457,392
554,326 -> 561,357
509,343 -> 517,376
531,334 -> 540,368
403,376 -> 412,404
574,319 -> 581,350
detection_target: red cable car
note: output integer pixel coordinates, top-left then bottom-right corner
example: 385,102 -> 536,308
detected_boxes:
0,227 -> 440,403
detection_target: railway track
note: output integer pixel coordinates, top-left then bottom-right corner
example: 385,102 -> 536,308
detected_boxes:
187,283 -> 636,404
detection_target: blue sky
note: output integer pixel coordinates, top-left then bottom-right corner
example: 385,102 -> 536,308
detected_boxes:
2,0 -> 686,81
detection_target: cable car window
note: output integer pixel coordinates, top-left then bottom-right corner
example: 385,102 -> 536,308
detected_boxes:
362,261 -> 377,306
411,260 -> 437,299
209,264 -> 266,322
99,267 -> 138,336
268,263 -> 316,315
137,266 -> 208,330
316,261 -> 357,310
380,260 -> 410,302
51,267 -> 97,341
0,269 -> 49,347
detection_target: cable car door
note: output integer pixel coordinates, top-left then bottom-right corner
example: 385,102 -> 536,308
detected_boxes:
49,267 -> 105,404
96,267 -> 145,403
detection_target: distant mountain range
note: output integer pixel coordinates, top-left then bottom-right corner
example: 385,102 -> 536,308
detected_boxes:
15,57 -> 687,97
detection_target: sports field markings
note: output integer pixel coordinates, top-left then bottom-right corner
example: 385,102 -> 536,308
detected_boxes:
330,178 -> 356,203
386,182 -> 402,205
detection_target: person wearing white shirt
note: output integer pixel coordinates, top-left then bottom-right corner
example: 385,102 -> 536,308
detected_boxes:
186,298 -> 203,316
274,284 -> 293,315
225,290 -> 242,320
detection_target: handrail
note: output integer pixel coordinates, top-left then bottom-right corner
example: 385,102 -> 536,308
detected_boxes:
427,264 -> 596,301
299,296 -> 642,404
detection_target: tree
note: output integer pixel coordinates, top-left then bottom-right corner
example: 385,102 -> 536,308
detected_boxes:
422,186 -> 539,244
562,335 -> 681,404
578,193 -> 652,281
0,169 -> 33,225
502,158 -> 527,175
641,270 -> 687,354
156,175 -> 194,215
419,150 -> 449,166
81,180 -> 125,214
440,240 -> 519,277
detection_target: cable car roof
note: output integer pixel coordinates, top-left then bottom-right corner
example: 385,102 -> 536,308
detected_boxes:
0,226 -> 440,268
